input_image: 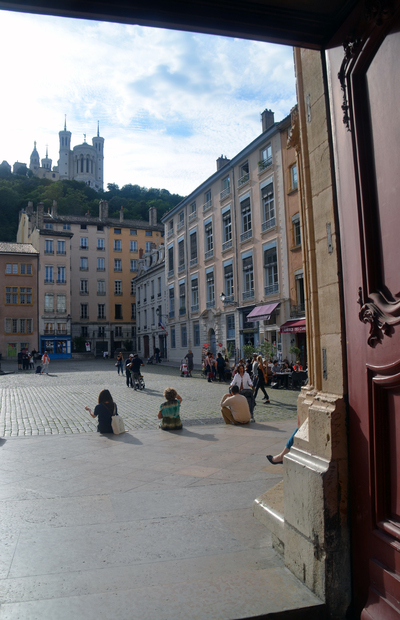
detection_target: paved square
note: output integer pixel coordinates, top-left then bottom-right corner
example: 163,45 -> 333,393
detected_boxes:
0,360 -> 299,436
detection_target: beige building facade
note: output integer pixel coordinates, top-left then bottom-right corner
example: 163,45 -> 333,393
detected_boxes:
0,243 -> 39,359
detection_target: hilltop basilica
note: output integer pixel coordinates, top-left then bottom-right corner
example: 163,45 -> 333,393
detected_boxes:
29,120 -> 104,191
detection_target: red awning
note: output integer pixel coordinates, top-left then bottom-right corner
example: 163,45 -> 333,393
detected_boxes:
279,319 -> 306,333
246,302 -> 279,322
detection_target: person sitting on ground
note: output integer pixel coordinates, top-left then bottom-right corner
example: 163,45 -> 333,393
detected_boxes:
220,384 -> 251,425
266,428 -> 298,464
158,387 -> 183,430
85,389 -> 118,434
230,363 -> 255,422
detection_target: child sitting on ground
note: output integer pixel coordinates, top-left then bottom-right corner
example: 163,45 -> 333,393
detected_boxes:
158,387 -> 183,430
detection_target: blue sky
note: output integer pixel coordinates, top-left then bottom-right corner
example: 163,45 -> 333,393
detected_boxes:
0,10 -> 296,195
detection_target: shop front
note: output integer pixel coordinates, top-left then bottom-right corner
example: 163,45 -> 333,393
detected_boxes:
40,335 -> 71,359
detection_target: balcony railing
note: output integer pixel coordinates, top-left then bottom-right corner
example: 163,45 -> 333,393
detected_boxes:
291,303 -> 305,317
178,264 -> 186,273
238,173 -> 249,187
203,199 -> 212,213
168,269 -> 174,278
262,217 -> 276,232
96,246 -> 105,251
177,220 -> 184,231
190,257 -> 198,267
205,249 -> 213,260
57,279 -> 66,284
191,303 -> 199,313
169,310 -> 175,319
57,250 -> 66,255
44,279 -> 54,284
258,156 -> 273,172
222,295 -> 236,305
206,300 -> 215,308
222,239 -> 232,252
242,289 -> 255,301
97,291 -> 106,295
188,211 -> 197,222
220,186 -> 231,200
167,228 -> 174,238
264,283 -> 279,296
44,250 -> 54,255
179,307 -> 186,316
240,229 -> 252,243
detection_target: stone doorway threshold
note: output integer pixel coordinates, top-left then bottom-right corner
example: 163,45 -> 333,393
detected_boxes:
0,424 -> 325,619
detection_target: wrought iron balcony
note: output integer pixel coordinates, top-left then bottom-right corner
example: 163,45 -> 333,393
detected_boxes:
203,199 -> 212,213
179,307 -> 186,316
206,300 -> 215,308
167,228 -> 174,238
178,264 -> 186,273
238,173 -> 250,187
190,257 -> 198,267
205,249 -> 214,260
177,220 -> 184,231
240,229 -> 252,243
262,217 -> 276,232
188,211 -> 197,223
169,310 -> 175,319
264,283 -> 279,296
220,187 -> 231,200
168,269 -> 174,278
242,289 -> 255,301
191,303 -> 199,313
291,303 -> 305,317
222,239 -> 232,252
258,156 -> 273,172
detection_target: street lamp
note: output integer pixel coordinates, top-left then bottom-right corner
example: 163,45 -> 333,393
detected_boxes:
220,292 -> 226,303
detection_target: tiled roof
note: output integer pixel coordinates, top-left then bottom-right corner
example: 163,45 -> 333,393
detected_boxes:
43,213 -> 163,231
0,242 -> 39,254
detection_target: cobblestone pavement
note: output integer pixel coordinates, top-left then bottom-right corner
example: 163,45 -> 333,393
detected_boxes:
0,359 -> 298,436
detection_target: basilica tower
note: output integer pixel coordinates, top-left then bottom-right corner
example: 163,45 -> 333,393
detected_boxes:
58,117 -> 72,179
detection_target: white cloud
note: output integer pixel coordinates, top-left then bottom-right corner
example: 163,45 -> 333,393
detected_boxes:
0,10 -> 296,195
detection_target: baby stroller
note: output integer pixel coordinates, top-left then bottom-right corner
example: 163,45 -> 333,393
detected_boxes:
180,360 -> 188,377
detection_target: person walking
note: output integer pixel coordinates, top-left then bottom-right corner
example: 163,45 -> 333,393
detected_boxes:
125,354 -> 134,387
204,351 -> 216,383
116,351 -> 124,376
154,346 -> 161,363
254,355 -> 270,403
216,352 -> 225,382
185,350 -> 194,377
129,354 -> 145,389
41,351 -> 50,375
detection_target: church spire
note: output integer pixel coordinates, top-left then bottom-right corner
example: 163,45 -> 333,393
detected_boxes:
64,114 -> 67,131
97,120 -> 100,137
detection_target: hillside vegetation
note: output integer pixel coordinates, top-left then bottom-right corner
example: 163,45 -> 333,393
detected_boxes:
0,169 -> 184,242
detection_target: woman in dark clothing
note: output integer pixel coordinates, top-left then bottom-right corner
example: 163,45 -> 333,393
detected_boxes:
254,355 -> 270,403
216,352 -> 225,382
85,389 -> 117,433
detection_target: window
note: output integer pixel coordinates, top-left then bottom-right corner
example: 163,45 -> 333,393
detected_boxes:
264,245 -> 278,295
80,303 -> 88,319
80,224 -> 87,230
224,262 -> 234,299
57,266 -> 66,284
158,277 -> 162,296
145,230 -> 152,236
97,280 -> 105,295
168,245 -> 174,276
45,239 -> 53,254
261,182 -> 275,231
130,240 -> 137,252
205,219 -> 213,259
20,264 -> 25,274
130,229 -> 137,235
57,294 -> 66,313
97,257 -> 105,271
98,304 -> 105,319
98,326 -> 105,337
178,238 -> 185,271
171,327 -> 176,348
169,287 -> 175,318
177,211 -> 184,230
115,325 -> 122,337
27,319 -> 33,333
151,280 -> 155,298
115,280 -> 122,295
80,257 -> 88,270
131,303 -> 136,319
189,201 -> 196,221
222,208 -> 232,250
114,259 -> 122,272
189,230 -> 197,266
131,279 -> 135,295
130,259 -> 137,272
57,240 -> 66,254
81,326 -> 88,337
181,324 -> 187,348
145,242 -> 152,252
45,265 -> 53,283
143,283 -> 147,301
296,272 -> 305,312
115,304 -> 122,320
114,239 -> 122,251
63,224 -> 71,230
144,309 -> 147,328
206,270 -> 215,308
97,225 -> 104,232
193,322 -> 200,347
179,282 -> 186,314
221,176 -> 230,199
80,279 -> 88,294
260,144 -> 272,169
204,189 -> 211,207
289,163 -> 298,191
45,223 -> 53,229
152,307 -> 155,325
226,314 -> 235,339
80,237 -> 88,249
12,263 -> 18,274
242,254 -> 254,299
239,161 -> 249,186
5,264 -> 11,274
97,238 -> 105,250
292,213 -> 301,246
114,228 -> 121,234
191,277 -> 199,312
240,197 -> 252,241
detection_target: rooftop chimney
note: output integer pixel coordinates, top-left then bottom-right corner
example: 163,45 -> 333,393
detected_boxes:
51,200 -> 58,218
120,206 -> 124,222
26,201 -> 34,217
261,109 -> 275,132
99,200 -> 109,221
216,155 -> 230,171
148,206 -> 157,226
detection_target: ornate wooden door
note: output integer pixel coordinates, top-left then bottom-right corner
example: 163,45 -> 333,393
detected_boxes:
327,2 -> 400,617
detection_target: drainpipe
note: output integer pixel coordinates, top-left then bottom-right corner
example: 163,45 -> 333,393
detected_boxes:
232,166 -> 240,352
